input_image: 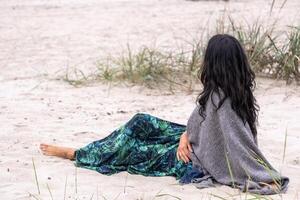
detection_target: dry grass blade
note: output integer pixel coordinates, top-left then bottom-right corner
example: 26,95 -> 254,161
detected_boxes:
209,193 -> 227,200
154,193 -> 182,200
46,183 -> 54,200
75,166 -> 78,196
89,193 -> 94,200
100,195 -> 109,200
112,192 -> 121,200
246,194 -> 271,200
123,173 -> 129,194
28,192 -> 42,200
224,151 -> 236,188
249,149 -> 282,193
280,0 -> 288,10
32,158 -> 41,195
270,0 -> 276,15
151,189 -> 163,200
64,175 -> 68,200
282,126 -> 288,164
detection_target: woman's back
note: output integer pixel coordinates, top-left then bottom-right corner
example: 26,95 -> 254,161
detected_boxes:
187,89 -> 289,195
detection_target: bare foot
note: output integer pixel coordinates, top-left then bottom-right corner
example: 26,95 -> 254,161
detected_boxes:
40,143 -> 75,160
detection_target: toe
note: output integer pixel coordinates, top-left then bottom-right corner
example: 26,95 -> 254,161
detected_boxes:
40,143 -> 47,148
40,144 -> 48,151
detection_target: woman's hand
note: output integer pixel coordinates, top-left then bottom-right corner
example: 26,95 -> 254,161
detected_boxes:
176,131 -> 193,163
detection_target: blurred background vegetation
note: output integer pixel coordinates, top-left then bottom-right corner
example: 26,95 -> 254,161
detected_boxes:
64,12 -> 300,92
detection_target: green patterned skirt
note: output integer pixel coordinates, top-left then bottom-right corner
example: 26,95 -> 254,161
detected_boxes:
75,113 -> 192,179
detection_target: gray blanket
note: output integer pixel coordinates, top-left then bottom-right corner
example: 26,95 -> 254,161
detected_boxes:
186,90 -> 289,195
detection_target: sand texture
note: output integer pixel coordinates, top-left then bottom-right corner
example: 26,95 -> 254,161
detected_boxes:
0,0 -> 300,199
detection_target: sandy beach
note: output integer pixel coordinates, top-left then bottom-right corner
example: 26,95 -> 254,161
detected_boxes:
0,0 -> 300,199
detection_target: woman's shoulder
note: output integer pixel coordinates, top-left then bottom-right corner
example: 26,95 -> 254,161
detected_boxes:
188,88 -> 231,124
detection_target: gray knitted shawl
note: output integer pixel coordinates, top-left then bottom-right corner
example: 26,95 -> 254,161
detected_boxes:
186,90 -> 289,195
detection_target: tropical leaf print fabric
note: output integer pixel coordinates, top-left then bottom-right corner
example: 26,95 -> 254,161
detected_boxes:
75,113 -> 192,179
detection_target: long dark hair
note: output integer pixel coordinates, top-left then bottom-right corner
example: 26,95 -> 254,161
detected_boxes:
197,34 -> 259,137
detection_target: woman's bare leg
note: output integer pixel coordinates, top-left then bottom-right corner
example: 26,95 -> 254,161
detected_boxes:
40,144 -> 76,160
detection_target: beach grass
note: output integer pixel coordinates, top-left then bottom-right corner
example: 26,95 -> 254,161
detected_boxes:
29,159 -> 293,200
63,17 -> 299,91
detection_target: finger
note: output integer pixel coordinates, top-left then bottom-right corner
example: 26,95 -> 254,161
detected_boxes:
186,153 -> 191,160
183,155 -> 190,163
178,150 -> 186,162
178,151 -> 184,162
187,142 -> 193,152
182,148 -> 191,162
176,151 -> 180,161
181,152 -> 189,163
183,147 -> 191,159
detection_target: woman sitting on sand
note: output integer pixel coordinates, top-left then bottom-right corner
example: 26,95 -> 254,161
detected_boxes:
40,34 -> 289,195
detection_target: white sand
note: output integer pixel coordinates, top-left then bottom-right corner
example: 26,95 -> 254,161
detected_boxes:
0,0 -> 300,199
